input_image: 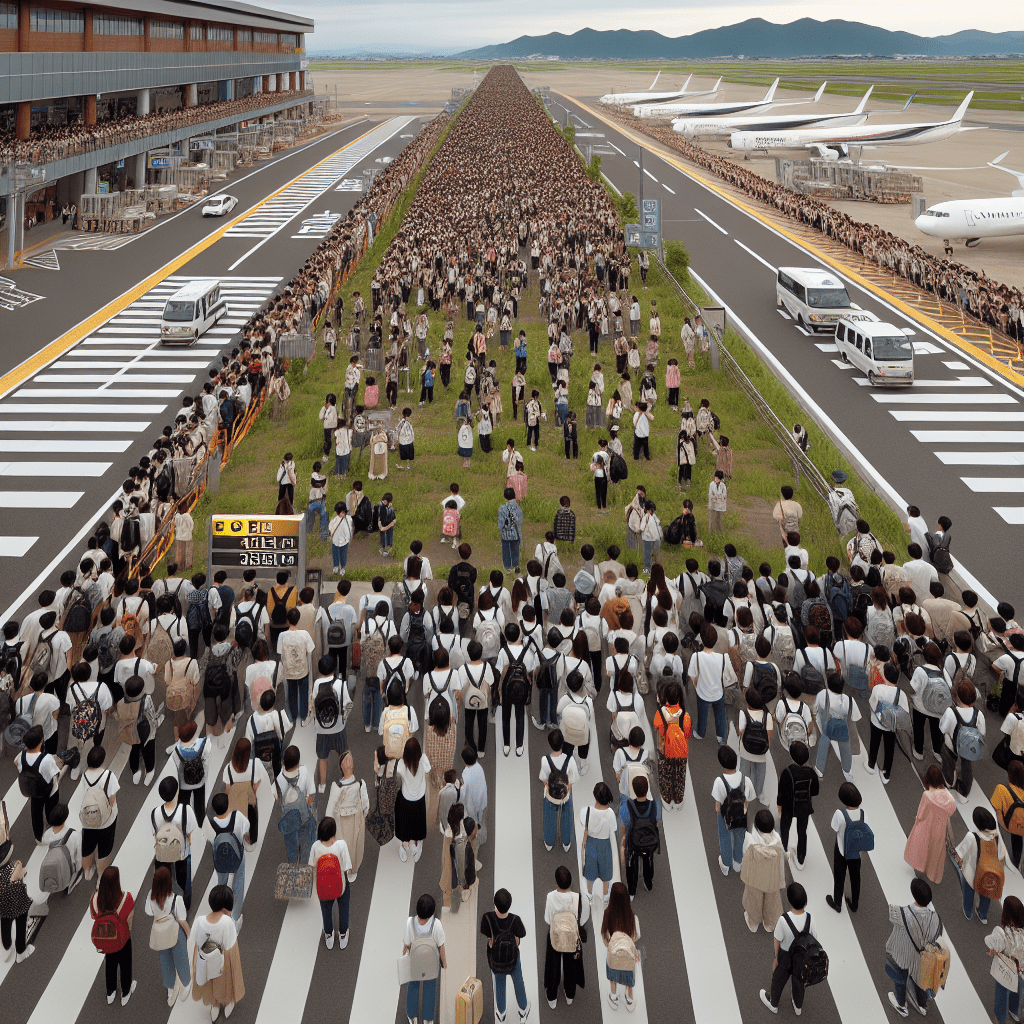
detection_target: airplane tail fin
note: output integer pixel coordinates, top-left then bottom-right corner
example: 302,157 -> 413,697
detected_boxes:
950,91 -> 974,124
679,73 -> 692,92
901,91 -> 917,112
813,82 -> 827,103
854,86 -> 873,114
987,152 -> 1024,196
764,78 -> 779,102
648,71 -> 661,91
712,77 -> 723,94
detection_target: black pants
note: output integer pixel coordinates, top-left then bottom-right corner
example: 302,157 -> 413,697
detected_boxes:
323,427 -> 333,456
46,670 -> 70,707
247,800 -> 260,845
678,464 -> 692,484
868,725 -> 896,777
174,858 -> 192,911
548,361 -> 557,383
779,810 -> 809,865
128,740 -> 156,774
1004,827 -> 1022,870
668,387 -> 679,407
502,700 -> 526,749
480,433 -> 492,453
30,790 -> 60,842
180,785 -> 206,827
632,435 -> 650,461
564,436 -> 578,460
515,356 -> 527,374
911,709 -> 943,756
104,939 -> 132,998
544,935 -> 579,1001
625,851 -> 654,896
465,708 -> 488,753
562,741 -> 590,762
833,843 -> 861,911
188,625 -> 211,660
440,363 -> 451,388
527,424 -> 540,448
595,476 -> 608,509
589,651 -> 603,693
769,949 -> 804,1009
420,384 -> 434,404
1,913 -> 28,954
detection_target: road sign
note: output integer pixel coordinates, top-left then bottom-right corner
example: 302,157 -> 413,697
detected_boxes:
626,223 -> 661,251
208,514 -> 306,580
190,140 -> 215,151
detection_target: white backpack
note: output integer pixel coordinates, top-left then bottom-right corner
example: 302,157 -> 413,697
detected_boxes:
550,894 -> 581,954
612,690 -> 641,742
560,696 -> 590,746
80,772 -> 113,830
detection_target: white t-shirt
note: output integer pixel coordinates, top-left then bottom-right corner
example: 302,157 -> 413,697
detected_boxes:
423,669 -> 462,717
396,755 -> 431,801
277,630 -> 315,681
813,690 -> 862,727
404,915 -> 446,948
276,766 -> 315,805
309,838 -> 353,878
711,770 -> 756,806
580,805 -> 618,840
16,691 -> 61,740
939,704 -> 986,750
612,746 -> 650,798
539,750 -> 580,795
544,889 -> 591,928
245,660 -> 277,705
81,767 -> 120,825
688,650 -> 736,701
358,593 -> 394,622
774,910 -> 816,952
831,807 -> 867,858
204,810 -> 249,846
192,914 -> 238,953
146,892 -> 186,923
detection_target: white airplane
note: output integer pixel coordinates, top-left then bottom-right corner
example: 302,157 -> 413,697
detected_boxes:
598,72 -> 724,106
599,73 -> 721,107
915,153 -> 1024,246
728,91 -> 976,159
634,78 -> 788,118
673,84 -> 876,138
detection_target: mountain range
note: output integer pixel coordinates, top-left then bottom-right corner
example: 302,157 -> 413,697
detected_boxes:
454,21 -> 1024,59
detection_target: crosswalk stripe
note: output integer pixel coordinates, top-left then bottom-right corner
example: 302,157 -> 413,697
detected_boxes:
892,411 -> 1024,422
0,460 -> 111,475
871,393 -> 1017,404
0,438 -> 132,451
16,389 -> 182,398
51,361 -> 213,370
0,536 -> 37,556
993,507 -> 1024,524
36,374 -> 195,383
0,420 -> 150,431
960,477 -> 1024,492
68,350 -> 219,358
933,451 -> 1024,465
853,376 -> 992,388
0,490 -> 83,507
911,430 -> 1024,443
0,404 -> 164,414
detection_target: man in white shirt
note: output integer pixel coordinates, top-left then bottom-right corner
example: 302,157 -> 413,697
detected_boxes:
496,623 -> 539,757
246,689 -> 291,779
905,505 -> 930,555
66,663 -> 112,776
631,401 -> 653,461
539,730 -> 580,854
423,649 -> 462,725
902,544 -> 939,602
204,792 -> 250,924
938,681 -> 985,803
312,655 -> 353,793
543,864 -> 591,1008
113,635 -> 157,698
760,882 -> 818,1014
30,610 -> 73,705
15,673 -> 61,755
687,628 -> 736,744
16,725 -> 63,842
357,578 -> 393,629
277,608 -> 316,725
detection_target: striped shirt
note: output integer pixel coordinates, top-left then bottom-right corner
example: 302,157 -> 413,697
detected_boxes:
886,903 -> 942,975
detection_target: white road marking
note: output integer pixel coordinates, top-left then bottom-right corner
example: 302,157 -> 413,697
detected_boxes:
934,451 -> 1024,465
34,374 -> 195,384
994,507 -> 1024,524
961,478 -> 1024,492
0,537 -> 37,557
0,404 -> 164,414
814,343 -> 837,352
0,460 -> 111,476
777,309 -> 791,319
0,439 -> 132,452
734,238 -> 775,272
608,141 -> 627,156
0,420 -> 150,431
16,389 -> 181,398
853,376 -> 992,388
944,361 -> 970,370
51,361 -> 211,370
693,208 -> 728,235
795,325 -> 810,336
0,491 -> 83,507
643,168 -> 658,181
891,410 -> 1024,421
832,359 -> 855,369
662,183 -> 675,194
913,341 -> 944,355
871,392 -> 1017,404
912,430 -> 1024,443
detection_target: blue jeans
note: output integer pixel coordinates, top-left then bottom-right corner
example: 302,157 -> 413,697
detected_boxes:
995,975 -> 1024,1024
158,926 -> 190,989
493,960 -> 528,1016
538,688 -> 557,725
287,674 -> 310,722
307,499 -> 328,541
216,854 -> 245,921
335,452 -> 350,476
642,539 -> 656,572
380,527 -> 394,551
332,543 -> 349,572
815,731 -> 852,774
717,813 -> 745,868
362,680 -> 383,730
543,795 -> 574,850
885,960 -> 930,1012
959,865 -> 991,921
501,538 -> 521,571
406,977 -> 438,1021
319,886 -> 351,935
555,400 -> 568,425
283,816 -> 316,864
695,695 -> 727,743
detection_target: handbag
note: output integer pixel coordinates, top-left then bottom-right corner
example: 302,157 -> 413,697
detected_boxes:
992,952 -> 1020,990
994,735 -> 1015,771
274,862 -> 314,900
366,769 -> 397,847
196,939 -> 224,985
149,895 -> 180,951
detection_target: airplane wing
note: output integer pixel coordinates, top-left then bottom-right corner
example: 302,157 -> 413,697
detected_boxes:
989,152 -> 1024,197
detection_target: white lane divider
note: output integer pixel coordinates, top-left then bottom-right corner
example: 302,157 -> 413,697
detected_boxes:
734,238 -> 775,272
693,208 -> 728,235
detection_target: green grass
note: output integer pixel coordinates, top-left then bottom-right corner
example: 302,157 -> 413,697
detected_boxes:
180,90 -> 907,586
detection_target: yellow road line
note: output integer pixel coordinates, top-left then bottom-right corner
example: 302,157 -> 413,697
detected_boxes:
0,121 -> 380,401
567,94 -> 1024,389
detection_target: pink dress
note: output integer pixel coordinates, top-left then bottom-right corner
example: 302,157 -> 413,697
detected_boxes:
665,365 -> 681,389
904,788 -> 956,883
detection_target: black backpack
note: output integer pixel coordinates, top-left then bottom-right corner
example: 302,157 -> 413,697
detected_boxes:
927,532 -> 953,575
785,913 -> 829,987
204,657 -> 233,700
627,799 -> 661,857
502,647 -> 531,705
314,680 -> 341,729
609,453 -> 628,483
18,751 -> 51,799
215,585 -> 235,627
787,766 -> 815,815
664,516 -> 684,546
63,587 -> 94,635
406,610 -> 430,675
268,587 -> 294,628
720,775 -> 747,831
751,661 -> 779,703
234,605 -> 258,651
489,915 -> 519,975
741,712 -> 770,756
545,754 -> 569,802
326,610 -> 347,650
700,579 -> 729,627
535,655 -> 557,691
428,671 -> 454,722
119,516 -> 141,553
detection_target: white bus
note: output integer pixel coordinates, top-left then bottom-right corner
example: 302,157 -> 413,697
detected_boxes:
160,280 -> 229,345
776,267 -> 859,332
835,316 -> 915,386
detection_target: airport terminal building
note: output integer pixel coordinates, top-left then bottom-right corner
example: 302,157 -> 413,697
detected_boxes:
0,0 -> 314,259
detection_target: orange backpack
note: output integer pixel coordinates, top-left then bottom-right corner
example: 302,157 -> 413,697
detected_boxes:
974,835 -> 1005,900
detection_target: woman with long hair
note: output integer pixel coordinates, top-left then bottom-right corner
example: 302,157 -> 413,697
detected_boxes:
147,865 -> 191,1004
191,884 -> 244,1020
423,651 -> 458,828
90,866 -> 136,1005
395,736 -> 431,863
223,738 -> 266,845
986,895 -> 1024,1024
328,751 -> 369,882
904,765 -> 957,883
510,576 -> 530,618
601,881 -> 641,1011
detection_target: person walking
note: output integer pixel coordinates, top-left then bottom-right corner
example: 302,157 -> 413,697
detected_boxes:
954,806 -> 1007,924
653,681 -> 690,809
827,782 -> 872,915
813,674 -> 858,781
90,866 -> 137,1006
602,881 -> 641,1011
310,816 -> 352,949
708,471 -> 727,534
329,502 -> 352,577
776,741 -> 818,873
191,884 -> 245,1021
276,745 -> 317,865
939,681 -> 985,803
543,864 -> 589,1010
884,878 -> 942,1018
395,736 -> 430,864
741,810 -> 787,934
481,888 -> 531,1023
16,725 -> 62,842
327,751 -> 369,882
631,402 -> 653,462
904,765 -> 957,883
759,882 -> 818,1015
498,488 -> 524,576
205,794 -> 249,926
581,782 -> 617,904
985,896 -> 1024,1024
0,856 -> 34,964
713,745 -> 755,876
146,865 -> 191,1005
402,894 -> 446,1024
590,441 -> 611,511
867,662 -> 909,783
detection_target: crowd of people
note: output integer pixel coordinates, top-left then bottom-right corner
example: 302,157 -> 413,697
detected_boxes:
616,113 -> 1024,348
0,90 -> 314,171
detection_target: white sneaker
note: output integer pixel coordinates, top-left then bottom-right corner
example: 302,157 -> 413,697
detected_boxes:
931,750 -> 942,763
166,743 -> 177,755
121,980 -> 137,1006
399,845 -> 408,862
70,767 -> 81,782
864,764 -> 876,775
531,716 -> 543,730
503,746 -> 511,756
516,746 -> 524,757
168,985 -> 178,1007
132,770 -> 142,785
225,1002 -> 235,1019
144,770 -> 155,787
732,861 -> 742,873
413,842 -> 422,863
759,990 -> 778,1014
843,772 -> 854,783
881,772 -> 892,786
519,1000 -> 531,1021
339,930 -> 349,949
547,998 -> 557,1010
580,761 -> 590,776
347,871 -> 357,883
16,944 -> 34,964
912,749 -> 924,761
718,856 -> 729,876
179,982 -> 191,1002
108,993 -> 116,1006
325,931 -> 335,949
792,997 -> 802,1016
3,944 -> 14,963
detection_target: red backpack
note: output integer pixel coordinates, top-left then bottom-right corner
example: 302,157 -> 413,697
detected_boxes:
316,852 -> 344,901
91,893 -> 132,954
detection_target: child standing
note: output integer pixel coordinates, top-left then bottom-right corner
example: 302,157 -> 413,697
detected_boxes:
457,419 -> 474,469
563,413 -> 578,461
665,358 -> 681,412
397,408 -> 415,472
477,403 -> 493,453
376,494 -> 397,558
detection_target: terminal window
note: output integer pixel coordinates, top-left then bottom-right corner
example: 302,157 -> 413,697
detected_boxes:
189,23 -> 205,40
207,25 -> 232,41
254,30 -> 277,44
150,19 -> 184,39
237,28 -> 252,43
0,3 -> 17,29
29,6 -> 84,32
94,14 -> 143,35
280,32 -> 296,46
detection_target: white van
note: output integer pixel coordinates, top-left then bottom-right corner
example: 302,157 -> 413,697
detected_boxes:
835,316 -> 915,386
160,280 -> 229,345
776,267 -> 858,332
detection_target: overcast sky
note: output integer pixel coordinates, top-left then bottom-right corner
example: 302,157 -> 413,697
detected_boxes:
281,1 -> 1015,53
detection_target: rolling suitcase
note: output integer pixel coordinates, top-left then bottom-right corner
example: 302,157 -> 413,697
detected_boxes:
455,976 -> 483,1024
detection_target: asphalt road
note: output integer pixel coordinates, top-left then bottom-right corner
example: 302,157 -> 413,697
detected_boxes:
0,115 -> 423,619
556,96 -> 1024,614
